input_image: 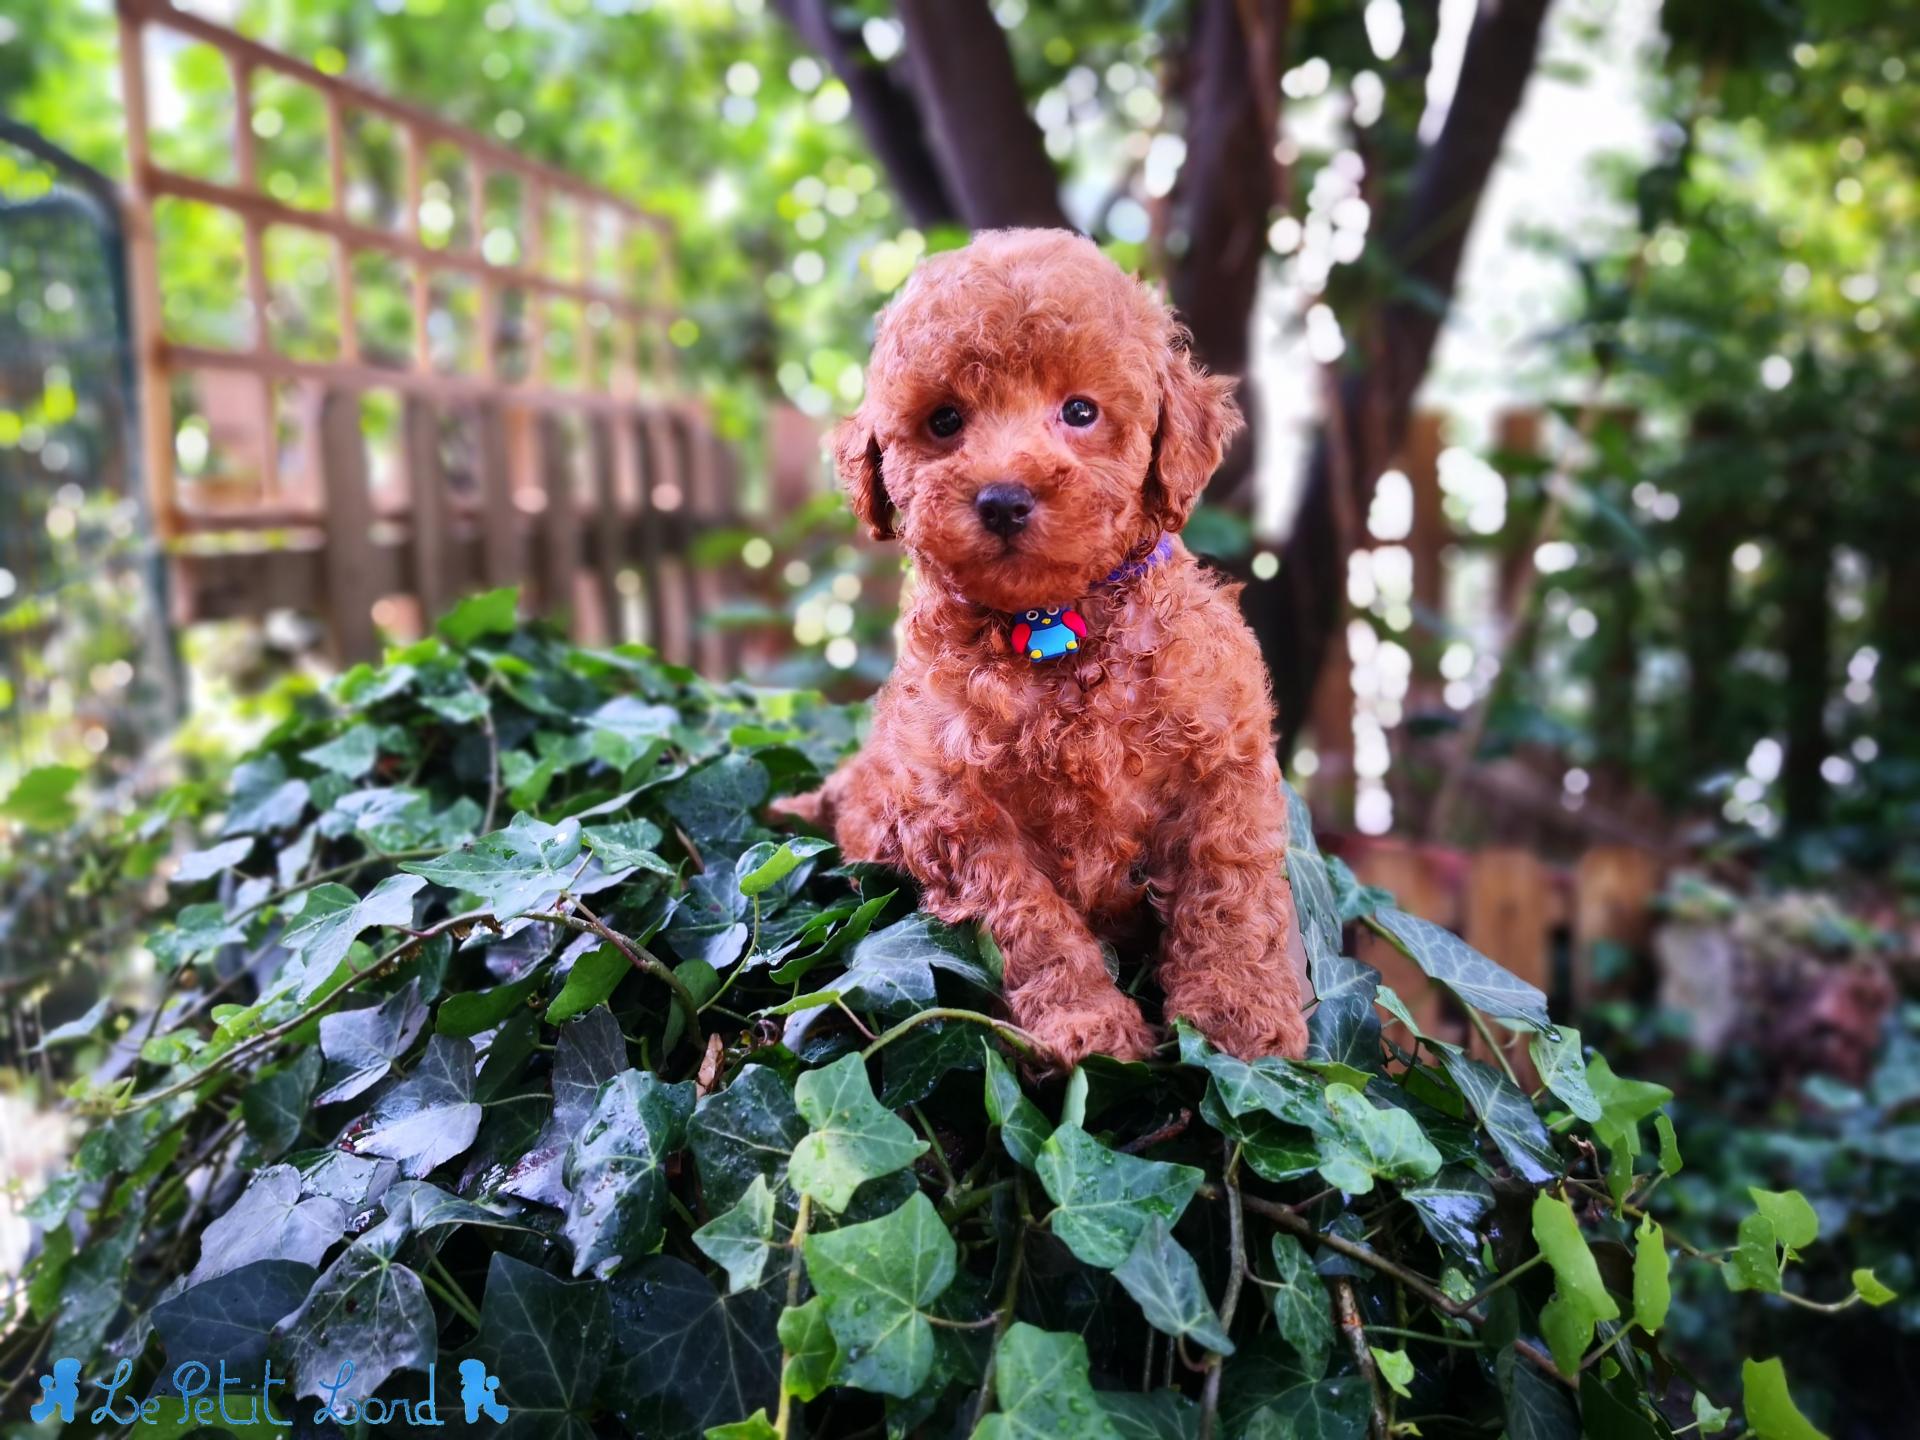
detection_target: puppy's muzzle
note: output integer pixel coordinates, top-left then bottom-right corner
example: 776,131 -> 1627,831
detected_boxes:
974,482 -> 1035,539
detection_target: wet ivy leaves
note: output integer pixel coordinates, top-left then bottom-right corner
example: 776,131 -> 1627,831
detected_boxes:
1112,1218 -> 1234,1354
153,1258 -> 314,1376
1438,1051 -> 1558,1185
172,835 -> 254,884
241,1049 -> 323,1163
1267,1234 -> 1335,1378
973,1323 -> 1123,1440
403,812 -> 587,920
274,1213 -> 437,1401
777,1297 -> 838,1403
221,755 -> 310,838
694,1173 -> 780,1293
1314,1083 -> 1444,1195
802,1191 -> 957,1399
1530,1025 -> 1603,1123
1035,1124 -> 1205,1270
562,1068 -> 696,1277
1368,908 -> 1553,1034
354,1033 -> 484,1179
982,1044 -> 1054,1169
601,1256 -> 781,1438
879,1017 -> 984,1109
1178,1023 -> 1328,1133
189,1165 -> 348,1286
467,1253 -> 611,1440
788,1051 -> 928,1214
689,1062 -> 811,1214
280,874 -> 427,997
783,914 -> 992,1051
500,1005 -> 628,1208
315,978 -> 428,1106
1401,1166 -> 1496,1256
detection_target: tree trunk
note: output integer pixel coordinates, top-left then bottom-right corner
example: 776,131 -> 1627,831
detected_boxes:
1258,0 -> 1553,751
1166,0 -> 1288,503
892,0 -> 1070,230
1779,491 -> 1831,833
770,0 -> 961,230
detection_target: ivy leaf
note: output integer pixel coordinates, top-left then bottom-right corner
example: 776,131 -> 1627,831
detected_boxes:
1633,1216 -> 1671,1334
302,724 -> 381,779
1306,953 -> 1383,1074
0,763 -> 83,829
468,1253 -> 611,1440
1741,1358 -> 1829,1440
149,902 -> 248,971
784,915 -> 992,1048
189,1165 -> 348,1286
402,813 -> 586,920
1096,1389 -> 1203,1440
707,1412 -> 779,1440
1366,909 -> 1551,1032
1113,1218 -> 1234,1354
982,1044 -> 1053,1169
777,1298 -> 839,1403
563,1069 -> 696,1277
153,1259 -> 314,1376
1853,1267 -> 1897,1306
582,818 -> 678,877
1693,1391 -> 1733,1434
788,1051 -> 928,1214
1371,1348 -> 1414,1399
1529,1026 -> 1603,1123
173,836 -> 254,884
439,585 -> 519,644
1035,1124 -> 1205,1269
878,1019 -> 984,1109
1540,1290 -> 1596,1376
437,964 -> 549,1037
382,1180 -> 531,1233
1401,1166 -> 1494,1255
803,1191 -> 956,1398
1240,1377 -> 1373,1440
1500,1344 -> 1580,1440
737,837 -> 836,897
1437,1051 -> 1557,1184
1585,1055 -> 1673,1154
49,1215 -> 141,1365
1748,1188 -> 1818,1251
1177,1022 -> 1328,1132
601,1257 -> 781,1437
586,695 -> 681,768
1725,1211 -> 1783,1294
1267,1234 -> 1335,1378
280,875 -> 427,996
1314,1083 -> 1443,1194
689,1064 -> 810,1214
274,1214 -> 437,1401
240,1050 -> 322,1161
546,945 -> 629,1023
1656,1114 -> 1683,1174
500,1006 -> 628,1208
695,1174 -> 779,1293
1199,1088 -> 1318,1184
355,1033 -> 484,1179
315,979 -> 428,1106
1531,1193 -> 1620,1322
222,755 -> 311,837
972,1323 -> 1123,1440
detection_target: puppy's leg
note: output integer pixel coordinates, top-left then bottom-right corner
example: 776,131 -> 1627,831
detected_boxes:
1152,759 -> 1309,1060
839,783 -> 1154,1068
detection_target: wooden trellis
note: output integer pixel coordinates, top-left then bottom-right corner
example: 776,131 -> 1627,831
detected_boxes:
115,0 -> 739,667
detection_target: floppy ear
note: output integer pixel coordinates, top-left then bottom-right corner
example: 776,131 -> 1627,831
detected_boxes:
1144,339 -> 1243,533
832,412 -> 895,541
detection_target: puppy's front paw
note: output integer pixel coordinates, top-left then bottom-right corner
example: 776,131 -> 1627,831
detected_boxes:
1025,991 -> 1158,1070
1168,992 -> 1309,1062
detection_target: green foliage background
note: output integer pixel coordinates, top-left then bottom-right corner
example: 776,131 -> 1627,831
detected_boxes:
4,592 -> 1889,1438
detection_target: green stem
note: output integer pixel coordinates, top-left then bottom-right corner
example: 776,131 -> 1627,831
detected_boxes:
969,1174 -> 1030,1431
425,1256 -> 483,1330
912,1103 -> 960,1194
774,1192 -> 814,1440
1363,1325 -> 1486,1350
537,902 -> 702,1062
1466,1007 -> 1522,1090
861,1008 -> 1038,1061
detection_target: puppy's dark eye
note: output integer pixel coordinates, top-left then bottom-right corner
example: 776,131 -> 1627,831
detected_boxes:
929,405 -> 964,439
1062,397 -> 1098,427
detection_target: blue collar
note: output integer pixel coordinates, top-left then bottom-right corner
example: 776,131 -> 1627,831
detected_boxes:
1097,532 -> 1173,587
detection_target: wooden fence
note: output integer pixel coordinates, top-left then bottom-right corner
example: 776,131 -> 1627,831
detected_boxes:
115,0 -> 743,669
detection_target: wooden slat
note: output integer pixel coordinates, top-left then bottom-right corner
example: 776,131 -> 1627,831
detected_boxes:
586,415 -> 626,643
538,414 -> 579,628
117,11 -> 179,537
1350,843 -> 1460,1053
314,388 -> 380,662
475,402 -> 521,590
1572,846 -> 1661,1009
118,0 -> 671,232
1463,847 -> 1554,1088
684,412 -> 728,676
403,398 -> 453,623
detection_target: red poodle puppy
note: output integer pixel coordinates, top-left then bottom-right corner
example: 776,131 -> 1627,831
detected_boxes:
789,228 -> 1308,1067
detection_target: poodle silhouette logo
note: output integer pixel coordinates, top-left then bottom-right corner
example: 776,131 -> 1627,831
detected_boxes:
29,1354 -> 511,1429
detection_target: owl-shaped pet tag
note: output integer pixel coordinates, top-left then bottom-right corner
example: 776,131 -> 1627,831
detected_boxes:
1012,605 -> 1087,662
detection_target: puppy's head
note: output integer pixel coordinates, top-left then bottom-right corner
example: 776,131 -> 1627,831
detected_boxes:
834,229 -> 1241,612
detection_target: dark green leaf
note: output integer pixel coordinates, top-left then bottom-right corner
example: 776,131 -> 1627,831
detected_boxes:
402,813 -> 586,920
315,979 -> 427,1106
153,1259 -> 314,1375
1438,1051 -> 1557,1184
1367,909 -> 1551,1032
302,724 -> 381,779
983,1044 -> 1053,1169
1401,1166 -> 1494,1255
189,1165 -> 348,1285
973,1323 -> 1123,1440
1035,1124 -> 1204,1269
563,1068 -> 695,1276
1267,1233 -> 1335,1378
469,1252 -> 611,1440
601,1256 -> 780,1437
356,1033 -> 484,1179
499,1006 -> 628,1208
280,874 -> 426,996
241,1049 -> 322,1161
273,1213 -> 437,1401
803,1191 -> 956,1398
1113,1218 -> 1233,1353
879,1018 -> 984,1108
789,1051 -> 928,1213
689,1063 -> 810,1214
695,1174 -> 779,1293
222,755 -> 311,837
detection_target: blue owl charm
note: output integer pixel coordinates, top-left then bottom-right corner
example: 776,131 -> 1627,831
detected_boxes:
1011,605 -> 1087,662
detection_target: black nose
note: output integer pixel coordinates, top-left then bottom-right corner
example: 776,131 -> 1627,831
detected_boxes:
974,483 -> 1034,538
